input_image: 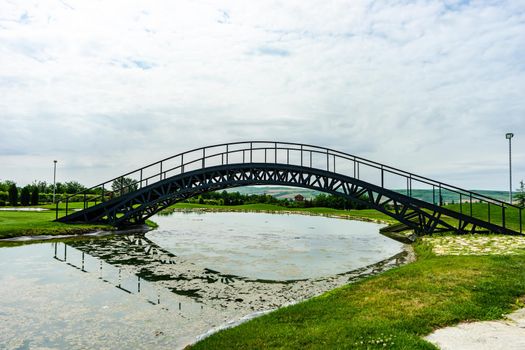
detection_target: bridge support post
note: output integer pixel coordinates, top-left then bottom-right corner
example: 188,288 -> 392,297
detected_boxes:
520,208 -> 523,233
502,206 -> 506,229
326,149 -> 329,171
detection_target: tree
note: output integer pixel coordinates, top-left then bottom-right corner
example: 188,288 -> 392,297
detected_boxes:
111,177 -> 138,195
32,181 -> 47,193
0,180 -> 16,192
20,186 -> 31,206
64,181 -> 86,194
51,182 -> 65,194
515,180 -> 525,207
31,187 -> 39,205
8,183 -> 18,206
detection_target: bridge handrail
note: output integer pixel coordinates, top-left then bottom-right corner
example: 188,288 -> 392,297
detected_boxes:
57,141 -> 523,224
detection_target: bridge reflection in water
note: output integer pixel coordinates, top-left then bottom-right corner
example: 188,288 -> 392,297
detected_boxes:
53,237 -> 187,309
51,233 -> 411,312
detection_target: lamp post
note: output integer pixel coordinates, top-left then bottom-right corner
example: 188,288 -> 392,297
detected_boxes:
53,160 -> 57,204
506,133 -> 514,204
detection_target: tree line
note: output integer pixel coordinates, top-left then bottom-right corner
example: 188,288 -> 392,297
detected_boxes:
185,191 -> 371,210
0,180 -> 94,206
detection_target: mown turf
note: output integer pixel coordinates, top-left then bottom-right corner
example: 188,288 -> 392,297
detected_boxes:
190,242 -> 525,349
0,210 -> 111,239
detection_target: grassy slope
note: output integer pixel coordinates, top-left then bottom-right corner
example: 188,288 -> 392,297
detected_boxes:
444,202 -> 523,232
191,242 -> 525,349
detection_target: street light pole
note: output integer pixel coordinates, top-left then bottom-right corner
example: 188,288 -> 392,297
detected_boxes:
506,133 -> 514,204
53,160 -> 57,204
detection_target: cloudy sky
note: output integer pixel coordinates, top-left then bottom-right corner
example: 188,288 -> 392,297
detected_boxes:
1,0 -> 524,190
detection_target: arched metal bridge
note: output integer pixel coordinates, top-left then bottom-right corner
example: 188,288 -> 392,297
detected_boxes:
56,141 -> 523,236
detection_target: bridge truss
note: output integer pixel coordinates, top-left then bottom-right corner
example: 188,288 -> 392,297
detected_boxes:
56,141 -> 523,236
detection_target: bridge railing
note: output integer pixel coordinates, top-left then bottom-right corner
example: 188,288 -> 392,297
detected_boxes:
56,141 -> 523,233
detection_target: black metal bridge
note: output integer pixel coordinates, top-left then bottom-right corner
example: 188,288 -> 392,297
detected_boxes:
56,141 -> 523,236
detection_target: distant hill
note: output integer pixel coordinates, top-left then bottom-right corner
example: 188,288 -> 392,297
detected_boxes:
226,186 -> 321,200
394,189 -> 509,203
226,186 -> 510,203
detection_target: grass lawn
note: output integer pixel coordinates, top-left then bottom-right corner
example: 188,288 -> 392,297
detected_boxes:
40,201 -> 88,212
190,241 -> 525,349
0,209 -> 111,239
444,202 -> 523,232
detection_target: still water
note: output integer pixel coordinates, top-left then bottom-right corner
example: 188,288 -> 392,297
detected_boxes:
149,212 -> 402,280
0,212 -> 406,349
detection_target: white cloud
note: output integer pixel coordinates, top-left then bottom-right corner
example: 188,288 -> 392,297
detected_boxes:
0,0 -> 523,190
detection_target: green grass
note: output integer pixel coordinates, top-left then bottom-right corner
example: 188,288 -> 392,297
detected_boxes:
443,202 -> 523,232
191,241 -> 525,349
40,201 -> 88,211
0,210 -> 111,239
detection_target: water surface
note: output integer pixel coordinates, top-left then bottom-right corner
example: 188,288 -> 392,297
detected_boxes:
148,211 -> 402,280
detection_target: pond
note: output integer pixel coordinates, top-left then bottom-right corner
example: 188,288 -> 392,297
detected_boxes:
0,211 -> 408,349
149,211 -> 403,280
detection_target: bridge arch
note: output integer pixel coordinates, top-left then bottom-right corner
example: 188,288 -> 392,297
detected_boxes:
57,141 -> 523,236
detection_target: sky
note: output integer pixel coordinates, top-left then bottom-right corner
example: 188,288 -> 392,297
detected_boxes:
0,0 -> 524,191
